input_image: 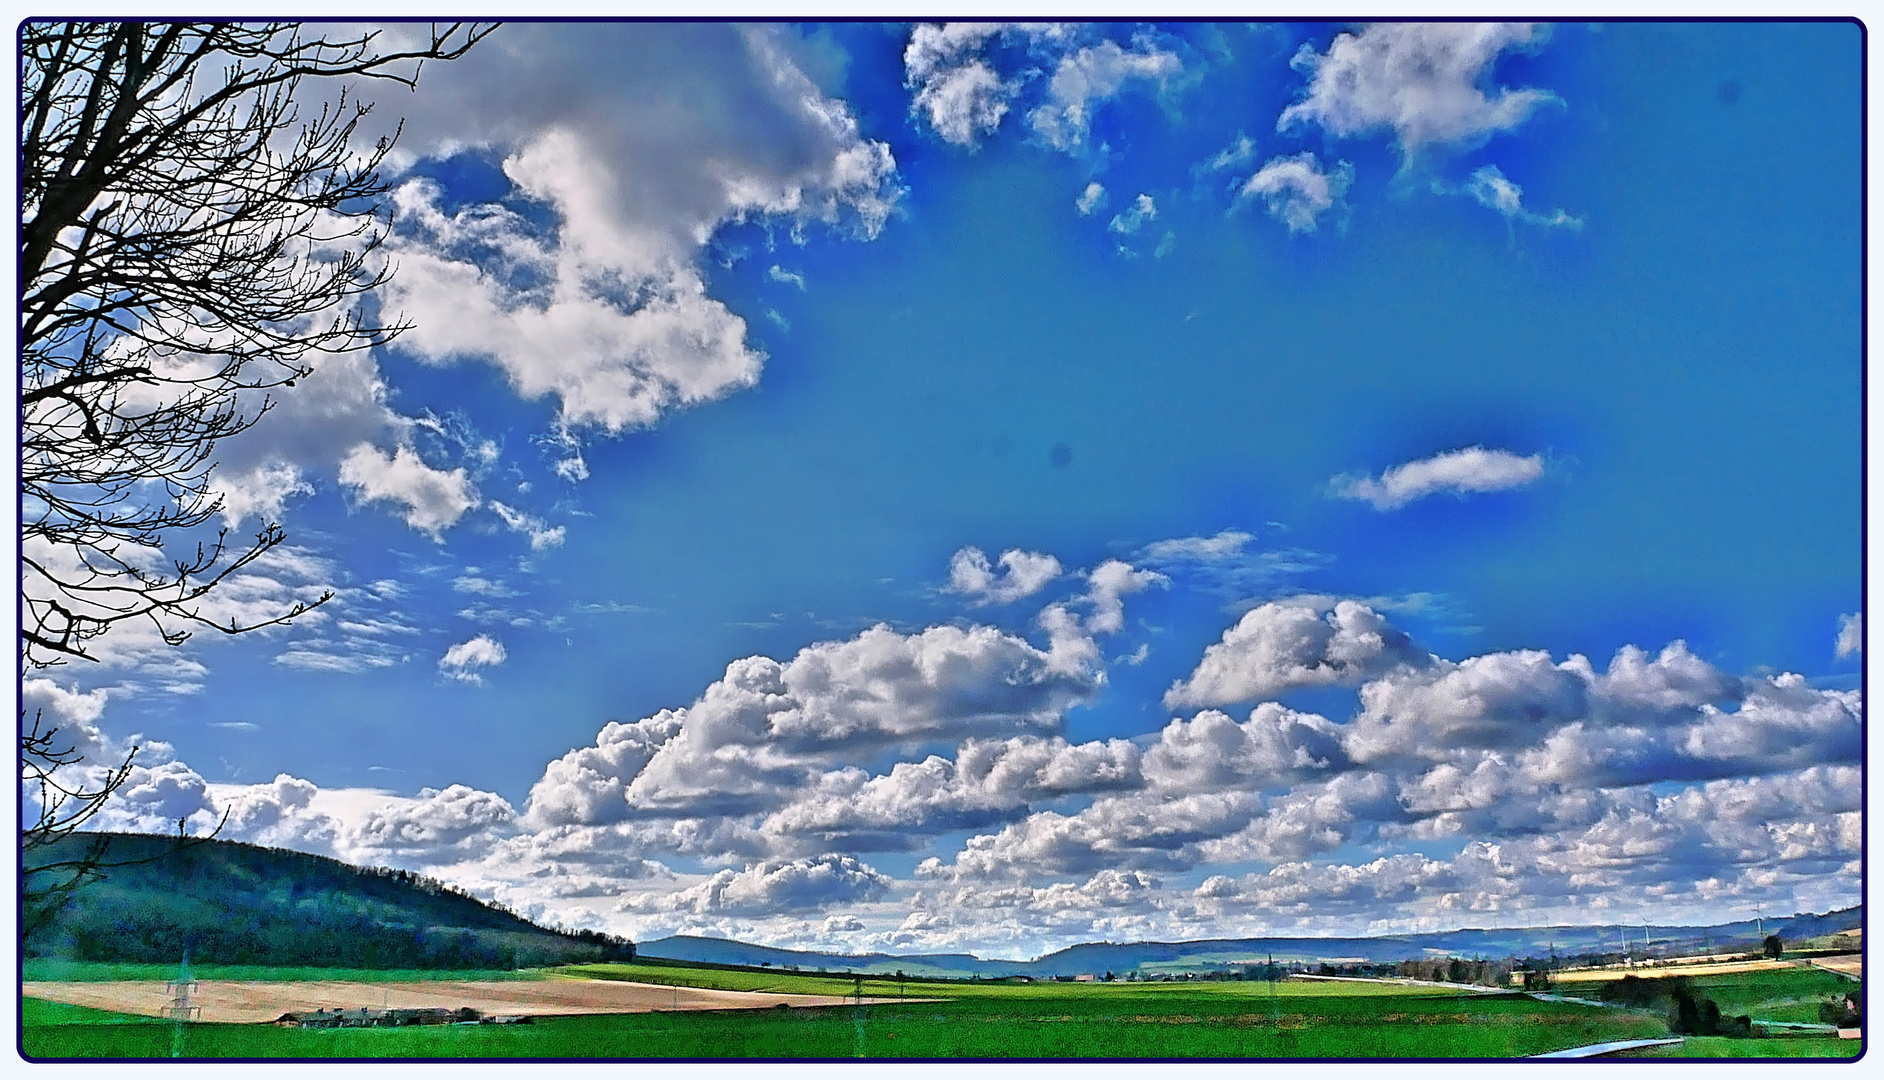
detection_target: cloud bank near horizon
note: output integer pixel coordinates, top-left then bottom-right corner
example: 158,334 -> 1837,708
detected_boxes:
56,550 -> 1860,957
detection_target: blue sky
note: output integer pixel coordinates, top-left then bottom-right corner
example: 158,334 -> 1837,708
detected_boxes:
31,21 -> 1862,956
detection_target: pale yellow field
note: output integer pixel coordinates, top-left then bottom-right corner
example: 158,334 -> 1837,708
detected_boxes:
1549,958 -> 1795,983
23,978 -> 905,1024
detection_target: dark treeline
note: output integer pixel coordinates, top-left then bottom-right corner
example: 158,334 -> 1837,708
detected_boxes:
1392,957 -> 1512,988
1597,976 -> 1756,1037
24,833 -> 634,969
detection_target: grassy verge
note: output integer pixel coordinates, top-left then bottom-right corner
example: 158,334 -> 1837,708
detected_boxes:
21,999 -> 167,1026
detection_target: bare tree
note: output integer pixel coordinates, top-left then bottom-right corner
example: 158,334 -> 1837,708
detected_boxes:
19,20 -> 496,925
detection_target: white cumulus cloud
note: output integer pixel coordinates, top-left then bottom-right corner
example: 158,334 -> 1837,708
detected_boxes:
903,25 -> 1179,156
1108,193 -> 1157,235
1240,152 -> 1353,234
1166,600 -> 1426,709
1029,37 -> 1183,152
367,24 -> 900,461
338,443 -> 479,539
440,634 -> 508,684
946,546 -> 1064,605
1836,612 -> 1862,659
1331,446 -> 1544,510
1279,23 -> 1556,159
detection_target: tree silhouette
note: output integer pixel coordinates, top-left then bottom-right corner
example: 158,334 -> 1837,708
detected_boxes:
19,20 -> 494,925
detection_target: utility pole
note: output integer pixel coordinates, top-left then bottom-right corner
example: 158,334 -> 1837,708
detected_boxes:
164,952 -> 199,1059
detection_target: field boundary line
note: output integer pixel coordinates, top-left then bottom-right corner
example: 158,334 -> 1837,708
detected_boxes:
1529,1037 -> 1685,1058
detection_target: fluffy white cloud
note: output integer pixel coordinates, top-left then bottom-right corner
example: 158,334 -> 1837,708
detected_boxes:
1107,193 -> 1157,235
946,546 -> 1063,605
106,760 -> 218,827
1081,559 -> 1165,636
934,790 -> 1263,880
368,24 -> 899,454
198,774 -> 523,871
212,462 -> 314,531
1030,37 -> 1183,152
1836,612 -> 1862,658
1347,642 -> 1857,785
1678,674 -> 1862,775
1198,771 -> 1405,865
526,620 -> 1105,830
71,625 -> 1859,953
1140,529 -> 1253,563
1143,704 -> 1347,793
339,443 -> 480,538
903,25 -> 1178,155
1278,23 -> 1556,158
439,634 -> 507,684
1240,152 -> 1353,233
623,855 -> 891,916
761,735 -> 1143,848
1345,649 -> 1593,765
1197,853 -> 1456,918
903,23 -> 1033,147
490,501 -> 565,551
202,342 -> 502,543
21,679 -> 111,763
348,784 -> 520,861
1331,446 -> 1544,510
1075,181 -> 1107,215
1166,599 -> 1425,709
1460,165 -> 1582,229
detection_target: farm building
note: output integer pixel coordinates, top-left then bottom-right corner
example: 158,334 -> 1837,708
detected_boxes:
275,1006 -> 483,1028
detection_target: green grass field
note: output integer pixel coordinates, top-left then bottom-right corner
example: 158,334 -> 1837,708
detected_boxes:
1679,966 -> 1859,1026
24,974 -> 1669,1059
21,961 -> 1863,1060
1618,1036 -> 1861,1059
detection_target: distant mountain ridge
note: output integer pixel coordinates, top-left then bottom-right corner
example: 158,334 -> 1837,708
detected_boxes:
24,831 -> 1855,978
25,832 -> 635,969
641,906 -> 1861,978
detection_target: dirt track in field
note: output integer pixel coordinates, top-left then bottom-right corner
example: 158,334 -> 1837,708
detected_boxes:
23,978 -> 912,1024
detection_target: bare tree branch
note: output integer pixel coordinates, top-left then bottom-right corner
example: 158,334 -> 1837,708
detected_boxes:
19,20 -> 495,923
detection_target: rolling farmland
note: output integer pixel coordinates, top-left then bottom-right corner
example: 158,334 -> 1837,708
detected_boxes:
13,965 -> 1709,1059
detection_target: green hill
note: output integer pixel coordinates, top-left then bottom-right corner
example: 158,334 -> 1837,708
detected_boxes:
23,832 -> 634,970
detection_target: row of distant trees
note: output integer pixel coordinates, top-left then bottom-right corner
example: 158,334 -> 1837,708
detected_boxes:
1394,957 -> 1512,988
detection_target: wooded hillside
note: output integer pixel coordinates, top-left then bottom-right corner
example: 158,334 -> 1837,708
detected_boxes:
24,833 -> 634,969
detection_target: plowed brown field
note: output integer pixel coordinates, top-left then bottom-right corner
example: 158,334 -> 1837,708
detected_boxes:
23,978 -> 907,1024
